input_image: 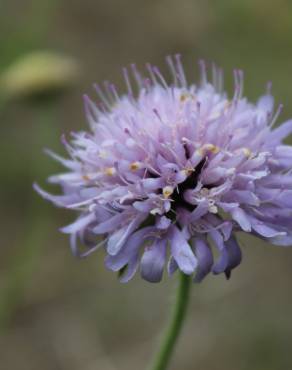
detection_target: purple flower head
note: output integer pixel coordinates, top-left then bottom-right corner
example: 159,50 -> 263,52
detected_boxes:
35,55 -> 292,283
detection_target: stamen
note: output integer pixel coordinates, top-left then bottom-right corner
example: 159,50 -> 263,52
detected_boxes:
146,63 -> 158,84
232,69 -> 244,102
104,167 -> 116,176
202,143 -> 220,154
109,83 -> 120,103
153,108 -> 165,124
211,64 -> 224,93
175,54 -> 187,87
198,59 -> 207,87
270,103 -> 283,127
143,77 -> 152,91
122,67 -> 133,97
130,162 -> 140,171
93,83 -> 111,110
163,186 -> 174,198
61,134 -> 76,159
237,70 -> 244,99
212,62 -> 218,90
83,94 -> 100,130
131,63 -> 143,89
166,55 -> 178,86
232,69 -> 240,103
152,66 -> 169,89
218,67 -> 224,92
182,167 -> 194,176
98,150 -> 108,159
266,81 -> 272,95
242,147 -> 252,158
180,93 -> 195,102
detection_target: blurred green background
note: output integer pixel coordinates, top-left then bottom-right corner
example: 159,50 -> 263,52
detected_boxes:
1,1 -> 292,369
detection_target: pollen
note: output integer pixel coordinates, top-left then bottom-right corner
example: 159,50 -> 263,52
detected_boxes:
82,174 -> 90,181
242,147 -> 252,158
202,143 -> 220,154
98,150 -> 108,159
183,167 -> 194,176
209,204 -> 218,214
180,93 -> 195,102
104,167 -> 116,176
130,162 -> 140,171
163,186 -> 174,198
196,147 -> 204,156
180,94 -> 188,102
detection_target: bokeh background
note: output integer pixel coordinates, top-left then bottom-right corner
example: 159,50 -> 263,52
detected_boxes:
1,1 -> 292,369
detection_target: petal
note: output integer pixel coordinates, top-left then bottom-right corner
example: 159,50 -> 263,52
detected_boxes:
189,150 -> 204,167
133,199 -> 152,213
92,212 -> 125,234
212,237 -> 242,277
225,190 -> 260,206
224,237 -> 242,278
167,256 -> 178,276
120,255 -> 139,283
275,144 -> 292,158
69,231 -> 106,258
170,226 -> 197,275
209,228 -> 225,250
220,221 -> 233,241
33,183 -> 80,207
44,148 -> 80,170
107,214 -> 147,255
270,119 -> 292,143
259,188 -> 292,207
107,227 -> 129,255
105,226 -> 154,271
259,174 -> 292,188
156,216 -> 172,230
141,238 -> 167,282
218,202 -> 239,212
193,238 -> 213,282
250,217 -> 286,238
231,207 -> 251,232
240,152 -> 268,171
201,167 -> 234,185
60,213 -> 96,234
270,232 -> 292,246
141,178 -> 164,191
189,201 -> 209,222
212,248 -> 229,274
257,94 -> 274,113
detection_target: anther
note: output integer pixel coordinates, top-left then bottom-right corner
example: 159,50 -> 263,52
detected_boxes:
163,186 -> 174,198
130,162 -> 140,171
104,167 -> 116,176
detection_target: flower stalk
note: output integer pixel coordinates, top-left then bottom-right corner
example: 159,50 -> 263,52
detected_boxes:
149,272 -> 192,370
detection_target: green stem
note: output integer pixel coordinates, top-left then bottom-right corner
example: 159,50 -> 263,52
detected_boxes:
149,272 -> 192,370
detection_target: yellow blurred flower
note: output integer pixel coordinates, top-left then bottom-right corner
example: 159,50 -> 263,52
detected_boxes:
0,51 -> 79,101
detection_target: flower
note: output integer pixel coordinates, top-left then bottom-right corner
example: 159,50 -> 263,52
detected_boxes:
35,55 -> 292,283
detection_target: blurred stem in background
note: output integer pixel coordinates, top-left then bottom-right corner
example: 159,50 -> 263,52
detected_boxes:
149,272 -> 192,370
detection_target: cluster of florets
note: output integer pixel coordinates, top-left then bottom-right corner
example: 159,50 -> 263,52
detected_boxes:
35,55 -> 292,283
